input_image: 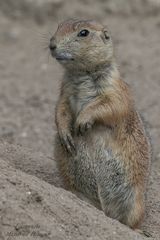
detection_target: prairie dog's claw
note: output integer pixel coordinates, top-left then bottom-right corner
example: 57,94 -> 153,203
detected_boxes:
76,122 -> 92,136
59,131 -> 76,154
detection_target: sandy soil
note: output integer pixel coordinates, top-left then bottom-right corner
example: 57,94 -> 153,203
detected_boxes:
0,0 -> 160,239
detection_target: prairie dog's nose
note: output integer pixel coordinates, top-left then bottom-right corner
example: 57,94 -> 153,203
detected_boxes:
49,37 -> 57,51
49,42 -> 57,51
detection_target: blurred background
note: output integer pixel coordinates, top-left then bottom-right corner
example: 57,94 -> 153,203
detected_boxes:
0,0 -> 160,237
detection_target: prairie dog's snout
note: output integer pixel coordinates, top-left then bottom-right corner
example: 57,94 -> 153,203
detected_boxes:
49,36 -> 74,61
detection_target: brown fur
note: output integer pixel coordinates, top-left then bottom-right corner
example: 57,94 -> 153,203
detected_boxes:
50,19 -> 151,230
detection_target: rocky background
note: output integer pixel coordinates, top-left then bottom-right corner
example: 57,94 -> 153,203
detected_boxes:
0,0 -> 160,239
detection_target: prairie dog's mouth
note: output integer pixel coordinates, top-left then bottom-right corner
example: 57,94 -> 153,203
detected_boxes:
56,56 -> 74,61
51,51 -> 74,61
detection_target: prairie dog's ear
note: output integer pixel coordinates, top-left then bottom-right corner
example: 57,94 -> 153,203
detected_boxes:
101,27 -> 110,43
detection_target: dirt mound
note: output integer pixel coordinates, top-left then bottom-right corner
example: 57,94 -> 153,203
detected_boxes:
0,141 -> 160,239
0,142 -> 148,240
0,142 -> 62,188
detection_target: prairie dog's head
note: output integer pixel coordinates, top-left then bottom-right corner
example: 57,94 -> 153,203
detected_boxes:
49,19 -> 113,72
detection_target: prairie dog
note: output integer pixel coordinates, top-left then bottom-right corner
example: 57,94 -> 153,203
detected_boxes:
50,19 -> 151,229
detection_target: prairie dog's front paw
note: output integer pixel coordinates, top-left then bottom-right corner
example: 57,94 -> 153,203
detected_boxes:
75,117 -> 93,136
58,129 -> 75,154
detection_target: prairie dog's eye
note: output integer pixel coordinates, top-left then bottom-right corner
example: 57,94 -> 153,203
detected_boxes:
77,29 -> 90,37
104,31 -> 110,40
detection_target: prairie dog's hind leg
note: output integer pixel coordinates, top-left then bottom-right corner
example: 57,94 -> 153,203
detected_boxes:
96,149 -> 144,228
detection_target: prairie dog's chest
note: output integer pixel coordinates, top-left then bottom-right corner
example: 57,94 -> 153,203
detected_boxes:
69,76 -> 97,116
